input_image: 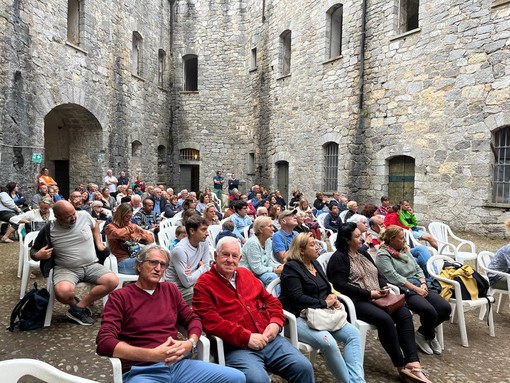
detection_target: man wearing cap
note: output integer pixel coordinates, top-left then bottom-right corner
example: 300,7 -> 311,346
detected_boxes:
272,209 -> 298,263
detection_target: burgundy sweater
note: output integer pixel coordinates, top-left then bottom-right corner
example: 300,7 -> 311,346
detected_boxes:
96,282 -> 202,371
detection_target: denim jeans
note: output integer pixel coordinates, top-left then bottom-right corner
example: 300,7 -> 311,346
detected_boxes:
225,335 -> 314,383
118,257 -> 137,275
123,360 -> 245,383
296,317 -> 365,383
410,245 -> 431,277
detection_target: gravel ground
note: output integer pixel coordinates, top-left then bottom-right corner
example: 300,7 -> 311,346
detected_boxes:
0,233 -> 509,383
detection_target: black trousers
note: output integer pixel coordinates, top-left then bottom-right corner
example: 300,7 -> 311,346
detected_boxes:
354,300 -> 418,367
406,291 -> 451,340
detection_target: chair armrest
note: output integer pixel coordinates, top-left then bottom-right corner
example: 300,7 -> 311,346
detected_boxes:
338,294 -> 358,323
387,283 -> 401,295
455,239 -> 476,253
437,241 -> 457,255
282,309 -> 299,349
208,335 -> 226,366
108,357 -> 123,383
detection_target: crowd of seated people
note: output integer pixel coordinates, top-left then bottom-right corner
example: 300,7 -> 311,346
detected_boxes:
4,170 -> 467,382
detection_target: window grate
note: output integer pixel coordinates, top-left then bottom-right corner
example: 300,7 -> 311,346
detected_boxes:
324,143 -> 339,192
493,127 -> 510,203
180,148 -> 200,161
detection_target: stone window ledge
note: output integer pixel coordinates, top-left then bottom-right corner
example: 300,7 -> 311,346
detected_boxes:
276,74 -> 291,81
483,202 -> 510,210
65,41 -> 87,55
390,27 -> 421,41
249,67 -> 258,73
180,91 -> 199,94
131,74 -> 145,82
492,0 -> 510,7
322,55 -> 342,65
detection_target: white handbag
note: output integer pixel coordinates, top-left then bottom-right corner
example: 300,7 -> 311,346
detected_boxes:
302,307 -> 348,331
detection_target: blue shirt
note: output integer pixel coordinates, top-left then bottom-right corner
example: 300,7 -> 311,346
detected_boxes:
229,213 -> 252,240
272,229 -> 298,262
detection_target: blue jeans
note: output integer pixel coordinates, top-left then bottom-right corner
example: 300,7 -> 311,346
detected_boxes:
410,245 -> 431,277
225,335 -> 314,383
118,257 -> 137,275
258,272 -> 280,296
296,318 -> 365,383
123,360 -> 245,383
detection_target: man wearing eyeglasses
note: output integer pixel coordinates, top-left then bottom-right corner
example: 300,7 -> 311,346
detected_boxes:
97,244 -> 245,383
193,237 -> 314,383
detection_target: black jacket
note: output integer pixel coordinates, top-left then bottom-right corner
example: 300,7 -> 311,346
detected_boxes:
280,259 -> 331,318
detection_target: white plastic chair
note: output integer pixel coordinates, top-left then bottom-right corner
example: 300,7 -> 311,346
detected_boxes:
0,358 -> 99,383
329,232 -> 337,252
207,224 -> 222,248
316,213 -> 333,240
266,278 -> 317,365
339,210 -> 349,222
17,223 -> 26,278
159,217 -> 174,231
108,327 -> 211,383
103,254 -> 139,303
44,269 -> 97,327
427,255 -> 495,347
477,251 -> 509,313
19,231 -> 41,299
428,222 -> 477,265
158,226 -> 178,249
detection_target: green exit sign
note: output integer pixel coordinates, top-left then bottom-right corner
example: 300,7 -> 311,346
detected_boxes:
32,153 -> 42,163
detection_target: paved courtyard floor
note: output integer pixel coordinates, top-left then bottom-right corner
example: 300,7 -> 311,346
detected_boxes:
0,233 -> 509,382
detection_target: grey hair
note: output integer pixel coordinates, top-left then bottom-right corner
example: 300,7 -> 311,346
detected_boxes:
215,236 -> 241,255
134,244 -> 170,274
347,214 -> 366,224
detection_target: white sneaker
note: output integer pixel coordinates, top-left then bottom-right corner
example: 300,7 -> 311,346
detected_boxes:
415,331 -> 433,355
429,336 -> 442,354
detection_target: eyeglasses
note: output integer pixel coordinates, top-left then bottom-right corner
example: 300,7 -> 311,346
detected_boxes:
218,252 -> 241,260
142,259 -> 169,268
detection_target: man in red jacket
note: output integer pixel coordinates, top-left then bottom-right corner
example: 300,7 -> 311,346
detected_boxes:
193,236 -> 314,383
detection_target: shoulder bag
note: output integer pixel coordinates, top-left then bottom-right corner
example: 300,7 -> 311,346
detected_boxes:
301,307 -> 348,332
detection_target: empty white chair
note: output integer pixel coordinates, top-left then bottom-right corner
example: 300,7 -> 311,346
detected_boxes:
0,358 -> 99,383
19,231 -> 40,299
427,255 -> 494,347
159,217 -> 174,231
207,224 -> 222,248
477,251 -> 509,313
158,225 -> 178,249
428,222 -> 477,265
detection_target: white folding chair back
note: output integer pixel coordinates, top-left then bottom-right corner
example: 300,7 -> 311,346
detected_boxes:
19,231 -> 41,299
158,226 -> 178,249
17,223 -> 26,278
428,222 -> 476,264
159,218 -> 174,231
0,358 -> 99,383
478,251 -> 509,313
266,278 -> 318,365
208,224 -> 222,248
427,254 -> 495,347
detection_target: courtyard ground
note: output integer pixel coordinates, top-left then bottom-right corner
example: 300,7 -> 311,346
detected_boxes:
0,233 -> 509,383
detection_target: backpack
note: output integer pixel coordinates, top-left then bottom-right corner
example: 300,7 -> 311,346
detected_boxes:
442,261 -> 489,300
8,282 -> 50,332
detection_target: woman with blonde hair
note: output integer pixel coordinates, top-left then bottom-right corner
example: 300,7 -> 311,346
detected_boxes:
203,203 -> 220,225
280,232 -> 365,383
105,204 -> 154,274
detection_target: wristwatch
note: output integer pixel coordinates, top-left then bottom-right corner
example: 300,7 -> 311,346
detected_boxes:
188,338 -> 198,355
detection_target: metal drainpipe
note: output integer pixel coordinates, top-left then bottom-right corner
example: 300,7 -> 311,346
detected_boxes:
358,0 -> 368,114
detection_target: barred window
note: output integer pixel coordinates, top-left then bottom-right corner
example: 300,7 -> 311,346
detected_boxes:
492,126 -> 510,203
324,142 -> 339,192
180,148 -> 200,161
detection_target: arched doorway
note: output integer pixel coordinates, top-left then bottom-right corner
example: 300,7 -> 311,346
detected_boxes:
44,104 -> 103,198
276,161 -> 289,203
388,156 -> 415,206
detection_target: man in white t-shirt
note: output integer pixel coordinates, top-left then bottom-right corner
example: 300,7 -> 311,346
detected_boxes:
103,169 -> 119,194
31,200 -> 118,325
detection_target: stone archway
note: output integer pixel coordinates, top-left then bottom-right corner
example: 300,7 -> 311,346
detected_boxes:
44,103 -> 103,198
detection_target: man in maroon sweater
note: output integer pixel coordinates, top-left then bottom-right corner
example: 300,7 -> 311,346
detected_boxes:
193,237 -> 314,383
96,244 -> 244,383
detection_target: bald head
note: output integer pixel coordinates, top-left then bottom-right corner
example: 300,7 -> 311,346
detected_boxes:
53,200 -> 77,226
